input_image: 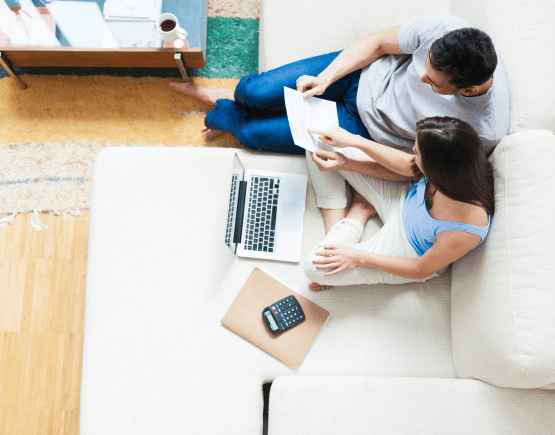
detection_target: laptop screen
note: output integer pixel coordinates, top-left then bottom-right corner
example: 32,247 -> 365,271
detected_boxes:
225,153 -> 245,254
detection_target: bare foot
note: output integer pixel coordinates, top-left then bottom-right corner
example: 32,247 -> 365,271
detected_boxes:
201,126 -> 225,141
308,281 -> 331,291
169,81 -> 235,106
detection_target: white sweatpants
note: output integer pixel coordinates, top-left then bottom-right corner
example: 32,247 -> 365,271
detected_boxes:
304,149 -> 445,286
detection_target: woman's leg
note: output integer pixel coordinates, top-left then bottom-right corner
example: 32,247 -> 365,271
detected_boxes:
304,192 -> 424,288
308,189 -> 377,290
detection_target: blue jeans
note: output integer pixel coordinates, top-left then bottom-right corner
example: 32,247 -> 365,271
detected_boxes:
204,51 -> 371,155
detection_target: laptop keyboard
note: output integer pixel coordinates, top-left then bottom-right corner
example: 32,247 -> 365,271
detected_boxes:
225,174 -> 239,247
244,176 -> 280,252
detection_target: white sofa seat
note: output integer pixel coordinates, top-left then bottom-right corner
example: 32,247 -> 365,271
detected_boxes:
80,0 -> 555,433
81,147 -> 457,435
269,376 -> 555,435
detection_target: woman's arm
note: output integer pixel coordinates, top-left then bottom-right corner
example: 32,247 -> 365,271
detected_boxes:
309,149 -> 416,182
309,127 -> 418,178
297,25 -> 404,99
312,231 -> 483,279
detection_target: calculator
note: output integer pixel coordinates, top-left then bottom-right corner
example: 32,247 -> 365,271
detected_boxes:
262,295 -> 305,334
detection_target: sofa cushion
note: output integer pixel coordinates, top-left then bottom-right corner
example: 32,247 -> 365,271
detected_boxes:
269,376 -> 555,435
259,0 -> 451,72
451,130 -> 555,388
81,147 -> 457,435
452,0 -> 555,134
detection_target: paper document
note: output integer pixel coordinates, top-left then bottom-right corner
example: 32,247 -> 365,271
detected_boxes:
284,87 -> 339,152
103,0 -> 163,21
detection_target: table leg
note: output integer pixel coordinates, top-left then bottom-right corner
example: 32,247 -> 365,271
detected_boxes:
0,52 -> 27,90
174,53 -> 189,82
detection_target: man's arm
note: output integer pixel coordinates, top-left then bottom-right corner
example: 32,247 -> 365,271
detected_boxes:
298,25 -> 405,99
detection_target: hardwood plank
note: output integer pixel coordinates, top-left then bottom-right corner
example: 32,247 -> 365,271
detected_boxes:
0,332 -> 82,409
0,212 -> 88,435
0,260 -> 26,331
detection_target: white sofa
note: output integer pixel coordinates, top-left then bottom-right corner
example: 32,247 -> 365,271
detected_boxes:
80,0 -> 555,434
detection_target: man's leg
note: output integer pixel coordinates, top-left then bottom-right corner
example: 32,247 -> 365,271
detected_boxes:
169,82 -> 236,105
204,99 -> 305,154
168,83 -> 235,140
169,51 -> 342,109
170,51 -> 349,143
233,51 -> 347,111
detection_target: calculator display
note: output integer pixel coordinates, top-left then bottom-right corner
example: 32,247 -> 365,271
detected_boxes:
264,311 -> 279,331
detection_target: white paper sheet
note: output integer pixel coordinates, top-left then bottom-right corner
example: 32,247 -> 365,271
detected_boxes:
284,87 -> 340,152
103,0 -> 163,22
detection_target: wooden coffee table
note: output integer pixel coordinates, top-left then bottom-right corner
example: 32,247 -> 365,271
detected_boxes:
0,0 -> 207,90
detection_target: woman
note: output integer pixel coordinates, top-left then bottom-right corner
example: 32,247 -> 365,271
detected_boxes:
304,116 -> 494,290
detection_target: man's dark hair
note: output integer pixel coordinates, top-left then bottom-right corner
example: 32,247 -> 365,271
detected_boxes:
429,28 -> 497,89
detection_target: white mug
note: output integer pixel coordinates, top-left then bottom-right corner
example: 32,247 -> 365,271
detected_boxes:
156,13 -> 188,45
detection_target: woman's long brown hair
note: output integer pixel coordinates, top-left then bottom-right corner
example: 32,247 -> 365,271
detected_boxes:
414,116 -> 495,217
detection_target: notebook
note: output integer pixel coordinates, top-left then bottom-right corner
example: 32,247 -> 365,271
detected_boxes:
221,267 -> 330,370
225,153 -> 307,263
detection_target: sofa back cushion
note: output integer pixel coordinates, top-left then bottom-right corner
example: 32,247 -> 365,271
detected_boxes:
451,130 -> 555,388
259,0 -> 451,72
261,0 -> 555,137
452,0 -> 555,134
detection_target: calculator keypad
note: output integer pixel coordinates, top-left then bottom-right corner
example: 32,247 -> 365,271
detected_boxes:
268,296 -> 305,332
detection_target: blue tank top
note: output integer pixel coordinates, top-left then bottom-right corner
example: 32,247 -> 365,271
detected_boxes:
402,178 -> 491,256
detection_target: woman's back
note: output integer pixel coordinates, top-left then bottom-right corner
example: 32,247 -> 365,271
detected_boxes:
403,178 -> 491,257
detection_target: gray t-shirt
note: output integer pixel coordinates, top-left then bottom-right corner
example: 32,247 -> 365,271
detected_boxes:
356,15 -> 510,153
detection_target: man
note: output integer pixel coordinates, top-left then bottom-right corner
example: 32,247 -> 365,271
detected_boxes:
170,15 -> 509,159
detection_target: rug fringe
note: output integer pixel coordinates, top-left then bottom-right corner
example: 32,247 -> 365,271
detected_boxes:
0,209 -> 86,231
0,213 -> 17,228
30,211 -> 48,231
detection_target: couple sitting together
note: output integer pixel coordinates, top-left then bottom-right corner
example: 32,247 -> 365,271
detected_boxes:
171,15 -> 510,290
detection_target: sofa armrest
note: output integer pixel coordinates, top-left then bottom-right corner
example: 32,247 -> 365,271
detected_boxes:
451,130 -> 555,389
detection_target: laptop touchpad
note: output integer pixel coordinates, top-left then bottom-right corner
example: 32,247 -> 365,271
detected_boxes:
279,202 -> 304,232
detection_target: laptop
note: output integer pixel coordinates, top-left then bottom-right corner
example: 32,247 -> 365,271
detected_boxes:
225,153 -> 307,262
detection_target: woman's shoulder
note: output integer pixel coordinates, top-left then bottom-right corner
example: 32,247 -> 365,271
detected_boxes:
434,192 -> 490,227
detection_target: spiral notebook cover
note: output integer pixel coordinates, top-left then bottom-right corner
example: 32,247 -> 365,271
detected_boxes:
221,267 -> 330,370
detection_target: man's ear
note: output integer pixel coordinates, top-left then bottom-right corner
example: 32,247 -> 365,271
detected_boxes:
459,86 -> 480,96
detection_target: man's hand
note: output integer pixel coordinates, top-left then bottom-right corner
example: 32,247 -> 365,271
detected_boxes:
311,149 -> 350,172
308,127 -> 357,148
296,75 -> 327,99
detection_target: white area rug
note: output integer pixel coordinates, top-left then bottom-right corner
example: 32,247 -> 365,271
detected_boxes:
0,142 -> 156,228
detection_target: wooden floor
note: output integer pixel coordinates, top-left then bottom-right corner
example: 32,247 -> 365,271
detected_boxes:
0,212 -> 89,435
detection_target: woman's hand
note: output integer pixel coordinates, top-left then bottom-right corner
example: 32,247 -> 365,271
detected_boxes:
313,244 -> 361,276
296,75 -> 327,98
310,149 -> 350,172
308,127 -> 357,149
